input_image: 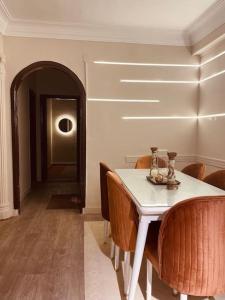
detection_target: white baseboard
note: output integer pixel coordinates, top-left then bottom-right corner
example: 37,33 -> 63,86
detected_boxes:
197,155 -> 225,169
125,154 -> 225,170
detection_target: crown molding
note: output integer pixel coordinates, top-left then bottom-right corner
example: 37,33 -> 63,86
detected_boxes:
187,0 -> 225,45
0,0 -> 224,47
0,0 -> 9,33
3,19 -> 189,46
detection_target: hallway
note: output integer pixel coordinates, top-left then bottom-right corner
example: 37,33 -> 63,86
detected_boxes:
0,186 -> 84,300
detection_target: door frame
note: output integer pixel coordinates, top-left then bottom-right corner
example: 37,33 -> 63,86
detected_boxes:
10,61 -> 86,212
40,94 -> 80,182
29,89 -> 37,185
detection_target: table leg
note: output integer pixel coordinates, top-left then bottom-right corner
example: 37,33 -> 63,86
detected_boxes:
128,217 -> 149,300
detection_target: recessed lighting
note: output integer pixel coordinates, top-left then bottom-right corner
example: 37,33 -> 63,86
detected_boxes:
200,69 -> 225,82
201,50 -> 225,66
120,79 -> 199,84
122,116 -> 198,120
121,113 -> 225,120
88,98 -> 160,103
93,61 -> 199,68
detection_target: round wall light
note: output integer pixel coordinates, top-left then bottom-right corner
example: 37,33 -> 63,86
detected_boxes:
55,114 -> 76,136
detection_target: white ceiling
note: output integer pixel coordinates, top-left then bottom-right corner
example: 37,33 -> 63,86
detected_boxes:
0,0 -> 224,45
3,0 -> 217,30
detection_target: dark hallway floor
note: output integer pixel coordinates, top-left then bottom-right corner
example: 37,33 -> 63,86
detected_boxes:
0,186 -> 85,300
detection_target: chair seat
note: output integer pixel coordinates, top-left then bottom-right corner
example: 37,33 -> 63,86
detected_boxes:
145,221 -> 161,272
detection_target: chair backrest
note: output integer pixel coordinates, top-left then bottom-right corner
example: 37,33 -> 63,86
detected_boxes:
181,163 -> 205,180
204,170 -> 225,190
107,171 -> 138,252
99,162 -> 112,221
135,155 -> 167,169
158,196 -> 225,296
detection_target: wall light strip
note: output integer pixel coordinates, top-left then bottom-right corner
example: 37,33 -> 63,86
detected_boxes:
201,69 -> 225,82
122,116 -> 198,120
122,113 -> 225,120
198,113 -> 225,119
120,79 -> 199,84
201,50 -> 225,66
88,98 -> 160,103
94,60 -> 199,68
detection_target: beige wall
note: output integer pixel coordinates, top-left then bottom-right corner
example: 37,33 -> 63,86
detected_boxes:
3,36 -> 199,209
50,99 -> 77,164
198,39 -> 225,173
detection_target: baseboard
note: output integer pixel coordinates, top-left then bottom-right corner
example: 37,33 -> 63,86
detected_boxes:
0,208 -> 18,220
126,154 -> 225,169
125,154 -> 197,164
197,155 -> 225,169
83,207 -> 101,214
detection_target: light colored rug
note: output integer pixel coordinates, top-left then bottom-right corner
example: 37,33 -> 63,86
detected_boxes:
84,221 -> 225,300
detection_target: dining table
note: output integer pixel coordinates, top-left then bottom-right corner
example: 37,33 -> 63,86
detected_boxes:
115,168 -> 225,300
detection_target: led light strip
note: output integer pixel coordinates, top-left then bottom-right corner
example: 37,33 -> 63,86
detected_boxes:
122,113 -> 225,120
88,98 -> 160,103
120,79 -> 199,84
94,61 -> 199,68
201,50 -> 225,66
198,113 -> 225,119
122,116 -> 197,120
201,69 -> 225,82
94,49 -> 225,68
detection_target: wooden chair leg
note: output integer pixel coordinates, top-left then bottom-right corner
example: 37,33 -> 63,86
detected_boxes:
180,294 -> 187,300
110,239 -> 115,259
146,260 -> 152,300
114,245 -> 120,271
124,251 -> 131,296
103,220 -> 109,243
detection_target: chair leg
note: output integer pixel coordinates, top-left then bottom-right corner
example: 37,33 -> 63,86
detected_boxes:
114,245 -> 120,271
180,294 -> 187,300
103,220 -> 109,243
110,239 -> 115,259
124,251 -> 131,296
146,260 -> 152,300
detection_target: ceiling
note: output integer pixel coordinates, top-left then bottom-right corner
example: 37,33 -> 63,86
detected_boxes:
2,0 -> 217,30
0,0 -> 224,46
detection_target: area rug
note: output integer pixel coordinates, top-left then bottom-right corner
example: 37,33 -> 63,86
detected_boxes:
47,194 -> 81,209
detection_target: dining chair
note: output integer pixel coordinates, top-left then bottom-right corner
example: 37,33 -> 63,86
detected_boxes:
135,155 -> 167,169
181,163 -> 205,180
145,196 -> 225,300
107,171 -> 138,296
204,170 -> 225,190
100,162 -> 113,243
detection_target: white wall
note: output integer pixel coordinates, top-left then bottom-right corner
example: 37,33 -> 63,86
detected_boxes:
3,36 -> 199,210
197,39 -> 225,174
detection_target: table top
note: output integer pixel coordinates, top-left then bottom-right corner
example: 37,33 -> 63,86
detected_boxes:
115,169 -> 225,215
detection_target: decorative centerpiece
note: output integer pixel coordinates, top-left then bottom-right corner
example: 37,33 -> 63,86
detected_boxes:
147,147 -> 167,184
167,152 -> 180,190
149,147 -> 159,178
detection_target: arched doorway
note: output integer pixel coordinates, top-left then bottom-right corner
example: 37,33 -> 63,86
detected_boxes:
11,61 -> 86,212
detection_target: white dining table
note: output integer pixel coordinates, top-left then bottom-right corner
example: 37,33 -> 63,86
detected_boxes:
115,168 -> 225,300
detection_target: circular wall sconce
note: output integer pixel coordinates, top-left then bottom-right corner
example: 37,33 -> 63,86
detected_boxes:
55,114 -> 76,136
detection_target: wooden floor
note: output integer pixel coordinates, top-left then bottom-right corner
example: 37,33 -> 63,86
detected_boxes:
0,186 -> 85,300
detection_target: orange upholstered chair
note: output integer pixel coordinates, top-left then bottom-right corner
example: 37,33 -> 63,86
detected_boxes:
145,196 -> 225,300
181,163 -> 205,180
204,170 -> 225,190
107,171 -> 138,295
100,162 -> 113,241
135,155 -> 167,169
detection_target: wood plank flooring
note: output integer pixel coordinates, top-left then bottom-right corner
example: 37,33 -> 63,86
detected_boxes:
0,186 -> 84,300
